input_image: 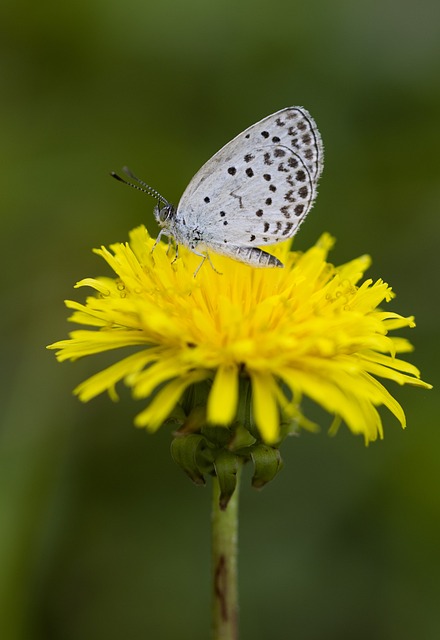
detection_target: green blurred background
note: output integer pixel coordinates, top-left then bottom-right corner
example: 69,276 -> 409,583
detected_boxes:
1,1 -> 439,638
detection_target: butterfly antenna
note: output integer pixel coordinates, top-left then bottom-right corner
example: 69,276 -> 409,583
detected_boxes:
110,167 -> 170,206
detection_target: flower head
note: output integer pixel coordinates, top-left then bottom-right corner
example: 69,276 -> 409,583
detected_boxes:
48,226 -> 431,444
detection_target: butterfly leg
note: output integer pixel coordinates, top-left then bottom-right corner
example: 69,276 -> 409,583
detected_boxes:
171,242 -> 179,263
151,230 -> 166,253
190,249 -> 222,277
151,230 -> 179,262
193,255 -> 206,277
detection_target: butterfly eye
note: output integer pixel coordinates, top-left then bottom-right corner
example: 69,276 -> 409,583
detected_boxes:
156,203 -> 175,225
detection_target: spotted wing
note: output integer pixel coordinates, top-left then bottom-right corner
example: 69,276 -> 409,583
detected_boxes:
176,106 -> 323,247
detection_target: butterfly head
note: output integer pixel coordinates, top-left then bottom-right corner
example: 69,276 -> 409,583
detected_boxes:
154,202 -> 176,229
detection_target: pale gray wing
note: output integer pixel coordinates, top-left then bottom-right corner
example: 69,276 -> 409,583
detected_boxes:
176,107 -> 323,248
179,106 -> 323,206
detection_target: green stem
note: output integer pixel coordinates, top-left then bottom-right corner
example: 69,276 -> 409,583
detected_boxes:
211,463 -> 242,640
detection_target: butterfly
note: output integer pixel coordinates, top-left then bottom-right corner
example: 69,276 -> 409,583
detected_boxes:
112,106 -> 323,274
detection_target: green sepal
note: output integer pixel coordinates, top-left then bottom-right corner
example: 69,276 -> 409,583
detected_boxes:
180,379 -> 211,415
170,434 -> 214,486
201,424 -> 232,448
214,450 -> 239,510
229,422 -> 256,451
163,402 -> 187,428
178,405 -> 207,435
235,377 -> 253,430
250,444 -> 283,489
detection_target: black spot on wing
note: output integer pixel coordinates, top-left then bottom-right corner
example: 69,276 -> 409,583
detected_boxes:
264,152 -> 273,165
288,157 -> 298,168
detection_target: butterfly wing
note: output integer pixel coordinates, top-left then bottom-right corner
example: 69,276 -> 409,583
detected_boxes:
176,106 -> 323,248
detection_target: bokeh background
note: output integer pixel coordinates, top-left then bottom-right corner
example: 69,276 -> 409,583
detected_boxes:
1,1 -> 439,638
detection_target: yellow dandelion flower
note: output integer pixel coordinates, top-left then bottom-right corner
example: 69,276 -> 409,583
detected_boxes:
48,226 -> 431,445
